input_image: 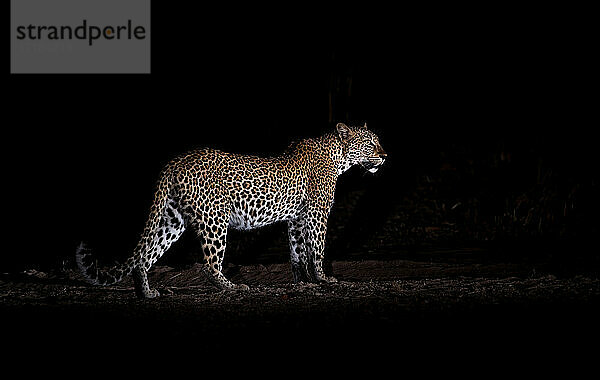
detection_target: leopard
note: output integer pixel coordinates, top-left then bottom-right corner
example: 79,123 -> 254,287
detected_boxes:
76,122 -> 387,298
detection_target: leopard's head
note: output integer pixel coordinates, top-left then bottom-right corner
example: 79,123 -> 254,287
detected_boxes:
336,122 -> 387,174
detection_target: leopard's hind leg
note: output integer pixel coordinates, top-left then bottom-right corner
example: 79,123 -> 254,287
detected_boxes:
197,215 -> 248,290
133,197 -> 186,298
132,267 -> 159,299
182,196 -> 248,291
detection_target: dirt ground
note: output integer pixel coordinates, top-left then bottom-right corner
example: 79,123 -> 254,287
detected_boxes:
2,257 -> 599,368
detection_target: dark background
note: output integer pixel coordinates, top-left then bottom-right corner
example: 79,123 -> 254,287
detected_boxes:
4,4 -> 597,272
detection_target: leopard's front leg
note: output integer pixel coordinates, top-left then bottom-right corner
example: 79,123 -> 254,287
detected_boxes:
304,207 -> 337,284
287,218 -> 313,283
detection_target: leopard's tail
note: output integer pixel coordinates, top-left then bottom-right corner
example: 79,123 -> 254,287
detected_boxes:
76,172 -> 174,286
75,242 -> 137,286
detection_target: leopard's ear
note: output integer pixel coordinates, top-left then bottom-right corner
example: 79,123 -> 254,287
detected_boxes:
336,123 -> 353,141
362,122 -> 368,130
